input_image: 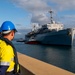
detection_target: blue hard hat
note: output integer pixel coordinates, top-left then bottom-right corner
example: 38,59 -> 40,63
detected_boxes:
1,21 -> 17,32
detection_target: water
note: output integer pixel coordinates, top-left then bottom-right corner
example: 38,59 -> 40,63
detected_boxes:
13,40 -> 75,73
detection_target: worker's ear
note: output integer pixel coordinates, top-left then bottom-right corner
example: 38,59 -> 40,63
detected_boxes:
11,31 -> 15,36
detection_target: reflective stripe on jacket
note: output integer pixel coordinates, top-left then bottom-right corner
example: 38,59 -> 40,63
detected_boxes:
0,39 -> 15,72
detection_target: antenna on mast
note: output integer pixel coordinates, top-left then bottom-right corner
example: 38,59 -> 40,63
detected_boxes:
49,10 -> 53,23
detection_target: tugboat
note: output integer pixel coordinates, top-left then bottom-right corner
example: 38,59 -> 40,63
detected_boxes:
25,10 -> 75,46
16,38 -> 25,42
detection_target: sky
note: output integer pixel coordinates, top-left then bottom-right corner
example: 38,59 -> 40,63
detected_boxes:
0,0 -> 75,38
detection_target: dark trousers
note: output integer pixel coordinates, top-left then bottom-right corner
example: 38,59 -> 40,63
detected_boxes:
6,72 -> 20,75
5,71 -> 13,75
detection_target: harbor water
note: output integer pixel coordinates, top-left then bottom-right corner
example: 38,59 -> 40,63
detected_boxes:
13,40 -> 75,73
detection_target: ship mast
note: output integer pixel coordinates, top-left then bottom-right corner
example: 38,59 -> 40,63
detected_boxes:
49,10 -> 53,23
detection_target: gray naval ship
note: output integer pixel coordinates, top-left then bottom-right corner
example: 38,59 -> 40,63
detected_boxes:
25,10 -> 75,46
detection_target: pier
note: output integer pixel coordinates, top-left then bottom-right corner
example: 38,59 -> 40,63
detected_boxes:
18,52 -> 75,75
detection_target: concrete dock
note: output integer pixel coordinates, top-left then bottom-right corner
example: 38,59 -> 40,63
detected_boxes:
18,52 -> 75,75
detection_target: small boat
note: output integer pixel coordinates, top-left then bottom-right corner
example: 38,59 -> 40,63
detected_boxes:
16,38 -> 25,42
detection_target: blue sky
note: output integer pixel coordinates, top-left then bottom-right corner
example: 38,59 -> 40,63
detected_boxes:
0,0 -> 75,38
0,0 -> 31,29
0,0 -> 75,28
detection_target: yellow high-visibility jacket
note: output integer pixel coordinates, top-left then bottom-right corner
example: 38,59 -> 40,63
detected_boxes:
0,39 -> 15,72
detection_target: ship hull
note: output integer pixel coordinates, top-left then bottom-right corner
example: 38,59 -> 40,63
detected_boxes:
25,29 -> 72,46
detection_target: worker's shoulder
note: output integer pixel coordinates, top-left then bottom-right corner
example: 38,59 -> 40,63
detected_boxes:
0,39 -> 13,50
0,39 -> 7,46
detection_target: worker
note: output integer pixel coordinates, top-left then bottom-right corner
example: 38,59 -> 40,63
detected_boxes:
0,21 -> 20,75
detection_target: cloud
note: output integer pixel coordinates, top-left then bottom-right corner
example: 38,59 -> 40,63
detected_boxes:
11,0 -> 75,26
12,0 -> 50,12
12,0 -> 75,11
11,0 -> 52,25
31,13 -> 50,25
50,0 -> 75,10
16,32 -> 22,35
